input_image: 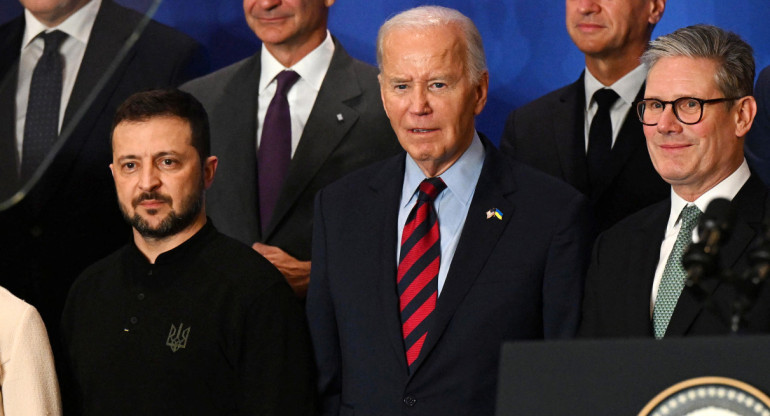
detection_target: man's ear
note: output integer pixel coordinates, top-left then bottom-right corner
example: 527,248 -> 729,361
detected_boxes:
203,156 -> 218,189
734,95 -> 757,138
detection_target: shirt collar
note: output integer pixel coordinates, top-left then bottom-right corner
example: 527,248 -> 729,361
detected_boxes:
667,159 -> 750,230
401,131 -> 485,209
259,30 -> 335,93
127,219 -> 217,267
584,63 -> 647,109
22,0 -> 100,49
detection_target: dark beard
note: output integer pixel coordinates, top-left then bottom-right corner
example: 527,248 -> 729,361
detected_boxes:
120,187 -> 204,240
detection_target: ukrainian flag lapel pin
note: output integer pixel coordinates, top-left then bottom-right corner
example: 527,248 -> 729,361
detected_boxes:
486,208 -> 503,220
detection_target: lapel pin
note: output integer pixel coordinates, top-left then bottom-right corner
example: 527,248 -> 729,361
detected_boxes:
336,113 -> 344,122
486,208 -> 503,220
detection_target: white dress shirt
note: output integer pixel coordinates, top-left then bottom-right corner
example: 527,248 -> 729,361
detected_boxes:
397,133 -> 485,295
650,160 -> 751,314
15,0 -> 101,163
256,30 -> 334,157
583,64 -> 647,151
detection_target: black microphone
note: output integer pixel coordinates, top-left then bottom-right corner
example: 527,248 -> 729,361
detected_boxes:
683,198 -> 733,285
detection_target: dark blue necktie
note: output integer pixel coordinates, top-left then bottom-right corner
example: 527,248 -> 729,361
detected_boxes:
22,30 -> 68,181
258,70 -> 300,233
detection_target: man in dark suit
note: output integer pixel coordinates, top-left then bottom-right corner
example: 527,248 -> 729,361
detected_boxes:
745,65 -> 770,185
306,6 -> 592,415
182,0 -> 400,297
0,0 -> 205,351
580,25 -> 770,338
500,0 -> 669,232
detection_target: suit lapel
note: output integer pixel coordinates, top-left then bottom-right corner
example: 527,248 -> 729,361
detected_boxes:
555,76 -> 589,193
625,200 -> 669,336
667,175 -> 766,335
591,84 -> 646,200
369,154 -> 411,371
409,137 -> 516,375
263,40 -> 361,239
0,17 -> 24,199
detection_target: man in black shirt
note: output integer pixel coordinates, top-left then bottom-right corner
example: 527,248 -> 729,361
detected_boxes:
61,89 -> 314,415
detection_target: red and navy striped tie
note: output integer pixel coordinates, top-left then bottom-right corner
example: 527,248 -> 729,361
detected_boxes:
398,177 -> 446,372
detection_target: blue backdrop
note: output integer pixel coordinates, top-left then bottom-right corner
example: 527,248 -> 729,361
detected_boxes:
3,0 -> 770,143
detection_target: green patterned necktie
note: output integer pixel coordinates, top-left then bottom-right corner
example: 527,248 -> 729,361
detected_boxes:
653,204 -> 702,339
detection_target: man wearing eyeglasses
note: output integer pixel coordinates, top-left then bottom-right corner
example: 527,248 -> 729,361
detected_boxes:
580,24 -> 770,338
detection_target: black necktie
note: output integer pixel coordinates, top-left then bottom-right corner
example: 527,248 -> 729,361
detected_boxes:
258,70 -> 300,233
22,30 -> 68,181
586,88 -> 619,190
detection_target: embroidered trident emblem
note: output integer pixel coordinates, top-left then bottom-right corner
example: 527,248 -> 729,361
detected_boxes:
166,323 -> 190,352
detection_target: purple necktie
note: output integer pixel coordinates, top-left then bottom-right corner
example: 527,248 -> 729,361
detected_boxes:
22,30 -> 68,181
258,70 -> 300,233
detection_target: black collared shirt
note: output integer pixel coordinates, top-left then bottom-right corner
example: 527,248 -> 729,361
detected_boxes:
62,221 -> 315,415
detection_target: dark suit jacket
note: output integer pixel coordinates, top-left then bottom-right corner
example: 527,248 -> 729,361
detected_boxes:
307,136 -> 592,416
0,0 -> 206,341
181,39 -> 400,261
580,174 -> 770,337
746,65 -> 770,186
499,74 -> 669,232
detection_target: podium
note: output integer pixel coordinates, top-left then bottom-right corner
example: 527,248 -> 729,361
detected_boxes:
496,336 -> 770,415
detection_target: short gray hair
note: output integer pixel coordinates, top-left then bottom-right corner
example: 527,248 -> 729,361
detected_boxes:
641,24 -> 755,99
376,6 -> 487,85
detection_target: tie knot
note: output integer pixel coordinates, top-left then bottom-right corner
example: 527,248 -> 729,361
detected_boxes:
417,177 -> 446,202
274,70 -> 300,97
680,204 -> 702,231
592,88 -> 619,111
41,30 -> 68,52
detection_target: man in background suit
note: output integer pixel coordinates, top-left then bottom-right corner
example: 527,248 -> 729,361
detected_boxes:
182,0 -> 400,297
500,0 -> 669,232
580,25 -> 770,338
307,6 -> 592,415
745,65 -> 770,185
0,0 -> 205,349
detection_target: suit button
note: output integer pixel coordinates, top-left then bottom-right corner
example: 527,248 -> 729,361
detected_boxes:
403,395 -> 416,407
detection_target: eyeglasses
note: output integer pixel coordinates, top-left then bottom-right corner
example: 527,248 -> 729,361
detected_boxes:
636,97 -> 741,126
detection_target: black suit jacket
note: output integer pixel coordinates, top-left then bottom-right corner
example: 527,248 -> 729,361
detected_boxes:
307,136 -> 592,416
499,74 -> 668,232
0,1 -> 206,339
580,174 -> 770,337
181,39 -> 401,260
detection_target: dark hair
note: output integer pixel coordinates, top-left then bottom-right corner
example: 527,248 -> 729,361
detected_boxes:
111,89 -> 210,163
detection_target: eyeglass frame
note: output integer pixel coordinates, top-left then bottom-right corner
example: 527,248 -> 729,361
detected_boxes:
635,96 -> 742,126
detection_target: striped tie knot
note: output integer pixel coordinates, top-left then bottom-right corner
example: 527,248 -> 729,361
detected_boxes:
417,177 -> 447,202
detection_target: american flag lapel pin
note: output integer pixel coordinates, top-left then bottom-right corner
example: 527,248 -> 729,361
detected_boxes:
486,208 -> 503,220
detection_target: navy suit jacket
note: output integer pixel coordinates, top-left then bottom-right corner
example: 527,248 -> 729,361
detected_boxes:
307,136 -> 592,416
580,174 -> 770,337
746,65 -> 770,186
0,0 -> 206,341
499,74 -> 669,233
182,39 -> 400,261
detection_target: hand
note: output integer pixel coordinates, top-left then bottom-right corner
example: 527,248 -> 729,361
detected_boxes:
252,242 -> 311,298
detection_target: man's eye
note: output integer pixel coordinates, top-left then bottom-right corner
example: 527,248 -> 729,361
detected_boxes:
432,82 -> 446,89
162,159 -> 175,166
649,101 -> 663,110
124,162 -> 135,169
395,84 -> 407,90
